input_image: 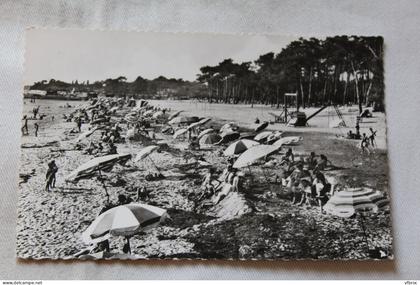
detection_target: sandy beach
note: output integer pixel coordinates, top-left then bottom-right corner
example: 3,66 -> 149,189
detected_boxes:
16,98 -> 392,260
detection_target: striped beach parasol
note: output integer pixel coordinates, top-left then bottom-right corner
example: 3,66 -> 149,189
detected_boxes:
324,187 -> 389,218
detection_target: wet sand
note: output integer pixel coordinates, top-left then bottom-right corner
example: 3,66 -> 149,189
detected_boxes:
16,99 -> 392,260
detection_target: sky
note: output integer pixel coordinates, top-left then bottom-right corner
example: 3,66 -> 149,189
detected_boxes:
24,29 -> 297,84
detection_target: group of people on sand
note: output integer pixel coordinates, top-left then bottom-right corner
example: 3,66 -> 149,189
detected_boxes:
198,162 -> 243,205
278,149 -> 334,213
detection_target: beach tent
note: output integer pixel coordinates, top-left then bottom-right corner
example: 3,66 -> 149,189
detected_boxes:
197,128 -> 215,139
255,122 -> 269,132
65,154 -> 132,182
233,144 -> 278,168
273,136 -> 303,148
223,139 -> 259,156
81,203 -> 168,250
199,133 -> 221,146
254,131 -> 273,142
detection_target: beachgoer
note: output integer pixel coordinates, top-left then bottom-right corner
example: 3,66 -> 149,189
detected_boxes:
308,151 -> 317,169
361,133 -> 371,154
77,117 -> 82,133
369,127 -> 377,148
21,115 -> 29,135
315,154 -> 331,171
52,115 -> 54,121
255,117 -> 260,124
117,194 -> 133,206
34,122 -> 39,137
45,160 -> 58,191
108,142 -> 117,154
280,148 -> 294,165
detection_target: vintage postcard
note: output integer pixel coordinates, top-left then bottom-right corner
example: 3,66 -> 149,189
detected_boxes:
17,29 -> 392,260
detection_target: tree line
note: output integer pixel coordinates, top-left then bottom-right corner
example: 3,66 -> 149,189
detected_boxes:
197,36 -> 384,112
30,76 -> 206,99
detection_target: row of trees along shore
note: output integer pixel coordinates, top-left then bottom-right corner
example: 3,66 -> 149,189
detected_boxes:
197,36 -> 384,113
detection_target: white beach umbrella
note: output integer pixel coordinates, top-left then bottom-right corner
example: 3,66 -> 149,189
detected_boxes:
173,128 -> 188,139
82,203 -> 168,244
254,131 -> 273,142
65,154 -> 132,182
273,136 -> 303,148
233,144 -> 278,168
197,128 -> 215,139
134,146 -> 159,162
168,110 -> 184,121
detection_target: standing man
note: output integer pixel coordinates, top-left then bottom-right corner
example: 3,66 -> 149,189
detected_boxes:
21,115 -> 29,135
369,127 -> 377,148
34,122 -> 39,137
77,117 -> 82,133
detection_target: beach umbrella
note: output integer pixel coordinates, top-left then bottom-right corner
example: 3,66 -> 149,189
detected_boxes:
324,187 -> 389,254
65,154 -> 132,203
65,154 -> 132,182
173,128 -> 188,139
239,132 -> 256,140
223,139 -> 259,156
199,133 -> 221,146
197,128 -> 215,139
220,122 -> 239,133
168,116 -> 199,125
187,117 -> 211,130
324,187 -> 389,218
218,131 -> 240,144
109,106 -> 119,113
273,136 -> 303,148
266,131 -> 283,144
134,145 -> 159,162
152,111 -> 164,119
255,122 -> 269,132
143,110 -> 154,117
168,110 -> 184,121
254,131 -> 273,142
81,203 -> 168,250
233,144 -> 278,168
134,145 -> 161,173
75,127 -> 100,142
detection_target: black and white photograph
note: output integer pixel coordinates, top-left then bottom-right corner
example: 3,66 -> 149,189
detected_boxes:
17,29 -> 392,260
